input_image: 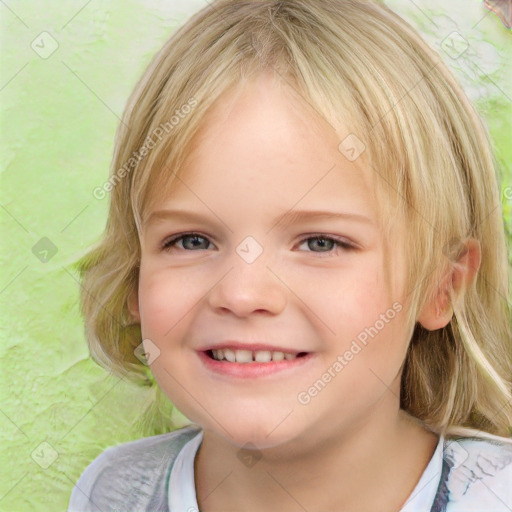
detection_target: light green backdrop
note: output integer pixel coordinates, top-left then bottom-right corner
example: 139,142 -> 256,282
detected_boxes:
1,1 -> 510,510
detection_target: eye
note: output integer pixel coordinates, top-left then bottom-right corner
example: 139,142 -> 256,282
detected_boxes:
161,232 -> 213,252
297,235 -> 356,254
160,232 -> 357,254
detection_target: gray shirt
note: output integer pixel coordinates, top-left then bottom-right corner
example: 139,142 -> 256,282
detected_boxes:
67,424 -> 512,511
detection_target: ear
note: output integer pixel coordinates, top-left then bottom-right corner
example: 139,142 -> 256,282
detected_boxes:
127,287 -> 141,323
417,239 -> 481,331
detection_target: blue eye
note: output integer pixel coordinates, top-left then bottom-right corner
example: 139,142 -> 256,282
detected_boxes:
162,233 -> 212,251
298,235 -> 355,254
161,233 -> 356,254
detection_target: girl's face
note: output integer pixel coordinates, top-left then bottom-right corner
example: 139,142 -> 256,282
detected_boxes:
130,72 -> 414,449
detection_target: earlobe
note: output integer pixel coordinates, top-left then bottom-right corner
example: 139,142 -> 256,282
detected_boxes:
417,275 -> 453,331
127,288 -> 141,323
417,238 -> 481,331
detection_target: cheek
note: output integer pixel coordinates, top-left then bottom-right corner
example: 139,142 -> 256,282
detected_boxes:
137,265 -> 204,338
304,259 -> 390,337
304,258 -> 409,376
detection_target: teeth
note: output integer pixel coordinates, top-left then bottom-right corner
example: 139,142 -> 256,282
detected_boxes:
255,350 -> 272,363
211,348 -> 300,363
223,348 -> 236,362
235,349 -> 253,363
272,351 -> 285,362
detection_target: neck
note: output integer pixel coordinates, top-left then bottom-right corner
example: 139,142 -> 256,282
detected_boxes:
194,402 -> 439,512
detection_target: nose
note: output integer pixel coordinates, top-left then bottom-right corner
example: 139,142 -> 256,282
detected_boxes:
207,245 -> 287,317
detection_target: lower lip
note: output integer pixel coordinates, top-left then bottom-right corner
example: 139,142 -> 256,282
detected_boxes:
197,351 -> 314,378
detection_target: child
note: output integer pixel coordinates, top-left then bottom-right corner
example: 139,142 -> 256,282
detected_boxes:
68,1 -> 512,510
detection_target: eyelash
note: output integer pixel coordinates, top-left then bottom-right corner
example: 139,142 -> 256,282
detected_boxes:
160,232 -> 357,255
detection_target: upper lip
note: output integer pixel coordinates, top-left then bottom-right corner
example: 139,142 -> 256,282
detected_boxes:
200,341 -> 307,355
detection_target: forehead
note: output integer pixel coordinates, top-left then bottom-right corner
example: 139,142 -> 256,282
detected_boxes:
145,73 -> 377,224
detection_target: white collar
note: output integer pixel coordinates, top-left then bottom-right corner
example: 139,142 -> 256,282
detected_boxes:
168,428 -> 203,512
400,435 -> 444,511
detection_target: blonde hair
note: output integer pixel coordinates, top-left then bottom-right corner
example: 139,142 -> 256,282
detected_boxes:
75,0 -> 512,439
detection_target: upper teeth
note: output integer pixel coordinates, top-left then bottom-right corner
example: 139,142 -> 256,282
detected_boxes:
212,348 -> 298,363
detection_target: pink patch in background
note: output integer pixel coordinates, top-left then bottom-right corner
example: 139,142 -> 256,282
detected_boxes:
484,0 -> 512,29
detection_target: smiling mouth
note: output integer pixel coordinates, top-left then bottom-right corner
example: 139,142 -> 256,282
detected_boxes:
206,348 -> 309,363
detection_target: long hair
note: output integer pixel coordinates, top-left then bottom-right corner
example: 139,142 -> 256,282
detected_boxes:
75,0 -> 512,438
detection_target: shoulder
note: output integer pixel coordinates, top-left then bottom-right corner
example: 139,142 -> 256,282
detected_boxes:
67,424 -> 202,512
442,435 -> 512,511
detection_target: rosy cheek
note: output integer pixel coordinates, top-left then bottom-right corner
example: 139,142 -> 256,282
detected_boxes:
138,279 -> 169,326
138,270 -> 197,335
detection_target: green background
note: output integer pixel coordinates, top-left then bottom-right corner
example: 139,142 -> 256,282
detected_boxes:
1,1 -> 510,510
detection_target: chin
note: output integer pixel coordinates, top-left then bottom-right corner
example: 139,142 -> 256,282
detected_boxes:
202,414 -> 302,451
171,392 -> 310,449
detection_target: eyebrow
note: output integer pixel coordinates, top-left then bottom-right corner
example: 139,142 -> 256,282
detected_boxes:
143,208 -> 373,232
272,209 -> 373,231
